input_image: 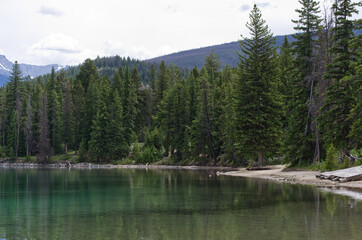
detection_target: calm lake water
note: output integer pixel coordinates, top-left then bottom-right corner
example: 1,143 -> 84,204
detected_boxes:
0,168 -> 361,240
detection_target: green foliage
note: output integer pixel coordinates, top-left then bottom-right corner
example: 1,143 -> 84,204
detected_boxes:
319,0 -> 359,156
234,4 -> 282,166
0,5 -> 359,168
284,0 -> 321,165
131,142 -> 141,163
324,145 -> 338,171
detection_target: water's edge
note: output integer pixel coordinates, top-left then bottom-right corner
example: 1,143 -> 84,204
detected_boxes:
2,162 -> 362,200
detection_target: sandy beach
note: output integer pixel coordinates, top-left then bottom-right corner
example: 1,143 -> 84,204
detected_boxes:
218,165 -> 362,190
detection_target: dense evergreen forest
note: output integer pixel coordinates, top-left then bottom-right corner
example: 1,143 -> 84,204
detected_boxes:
65,55 -> 190,85
0,1 -> 361,169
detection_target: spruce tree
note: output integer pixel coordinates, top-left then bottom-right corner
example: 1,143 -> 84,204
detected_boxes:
38,92 -> 53,162
25,92 -> 35,156
191,69 -> 217,163
122,64 -> 137,146
157,81 -> 190,161
155,61 -> 170,105
71,79 -> 85,152
204,50 -> 221,84
219,66 -> 238,163
89,76 -> 110,162
76,59 -> 99,92
6,61 -> 23,159
63,78 -> 72,153
187,67 -> 200,124
149,64 -> 157,91
82,76 -> 99,149
285,0 -> 321,165
0,88 -> 6,146
234,4 -> 281,166
348,19 -> 361,149
107,90 -> 127,159
319,0 -> 359,158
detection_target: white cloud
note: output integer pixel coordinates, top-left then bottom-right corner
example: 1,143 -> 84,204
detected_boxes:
167,4 -> 179,13
258,2 -> 272,8
156,45 -> 177,57
29,33 -> 82,54
39,6 -> 63,17
102,40 -> 177,60
25,33 -> 97,65
240,4 -> 251,12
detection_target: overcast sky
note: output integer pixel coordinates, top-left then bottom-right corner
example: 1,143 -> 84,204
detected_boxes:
0,0 -> 360,66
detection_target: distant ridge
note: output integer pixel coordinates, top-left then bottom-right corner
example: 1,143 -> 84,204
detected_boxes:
145,34 -> 295,69
0,55 -> 64,86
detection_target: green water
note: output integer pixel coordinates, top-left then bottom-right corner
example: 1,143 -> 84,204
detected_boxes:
0,168 -> 361,240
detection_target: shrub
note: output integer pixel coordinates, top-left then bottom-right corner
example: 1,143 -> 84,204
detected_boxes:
324,145 -> 337,171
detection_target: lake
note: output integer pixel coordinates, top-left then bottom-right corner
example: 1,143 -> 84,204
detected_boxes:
0,168 -> 361,239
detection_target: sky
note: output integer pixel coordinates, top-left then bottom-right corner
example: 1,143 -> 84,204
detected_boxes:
0,0 -> 360,66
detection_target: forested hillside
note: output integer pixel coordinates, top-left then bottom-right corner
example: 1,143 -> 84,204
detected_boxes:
146,35 -> 295,69
66,55 -> 189,85
0,1 -> 360,169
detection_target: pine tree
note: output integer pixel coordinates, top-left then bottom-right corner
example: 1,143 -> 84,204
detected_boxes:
319,0 -> 359,158
234,4 -> 282,166
278,36 -> 294,112
89,76 -> 110,162
76,59 -> 99,92
107,90 -> 127,159
112,70 -> 123,98
0,88 -> 6,146
149,64 -> 157,90
71,79 -> 85,152
82,76 -> 99,149
204,50 -> 221,84
6,61 -> 23,160
285,0 -> 321,165
156,81 -> 190,160
155,61 -> 170,105
348,19 -> 361,149
206,51 -> 223,159
63,78 -> 72,153
219,66 -> 238,163
122,64 -> 137,146
25,92 -> 35,156
38,92 -> 53,162
191,69 -> 217,163
187,67 -> 200,124
132,68 -> 145,135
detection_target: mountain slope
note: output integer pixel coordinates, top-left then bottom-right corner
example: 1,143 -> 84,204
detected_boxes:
147,29 -> 361,69
0,55 -> 64,86
146,34 -> 294,69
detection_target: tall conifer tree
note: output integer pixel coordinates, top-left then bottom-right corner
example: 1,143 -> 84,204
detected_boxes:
234,4 -> 281,166
320,0 -> 359,157
285,0 -> 321,165
6,61 -> 23,159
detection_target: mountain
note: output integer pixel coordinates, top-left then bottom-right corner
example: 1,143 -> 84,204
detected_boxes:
146,29 -> 361,69
0,55 -> 64,86
146,34 -> 294,69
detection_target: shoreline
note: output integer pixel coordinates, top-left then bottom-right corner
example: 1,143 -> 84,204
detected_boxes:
0,162 -> 236,171
218,165 -> 362,190
1,162 -> 362,191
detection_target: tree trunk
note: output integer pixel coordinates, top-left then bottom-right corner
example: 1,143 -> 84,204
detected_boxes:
258,151 -> 263,167
165,133 -> 169,157
313,130 -> 320,164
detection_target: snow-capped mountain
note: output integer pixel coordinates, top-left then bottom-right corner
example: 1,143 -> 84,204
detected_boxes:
0,55 -> 65,85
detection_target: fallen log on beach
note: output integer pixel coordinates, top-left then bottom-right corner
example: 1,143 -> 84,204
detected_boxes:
316,166 -> 362,182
